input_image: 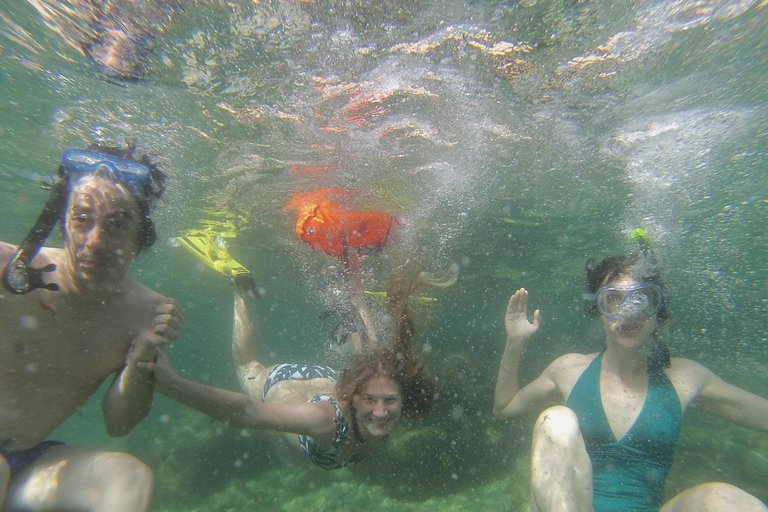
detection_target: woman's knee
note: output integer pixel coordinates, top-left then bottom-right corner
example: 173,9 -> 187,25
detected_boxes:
533,406 -> 581,442
662,482 -> 768,512
237,361 -> 268,397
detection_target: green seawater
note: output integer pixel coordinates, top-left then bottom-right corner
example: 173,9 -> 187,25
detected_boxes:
1,0 -> 767,510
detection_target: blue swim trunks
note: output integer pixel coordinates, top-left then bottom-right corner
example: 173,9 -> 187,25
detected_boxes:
1,441 -> 64,475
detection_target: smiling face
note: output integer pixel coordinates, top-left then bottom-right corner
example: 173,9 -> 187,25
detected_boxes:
64,175 -> 142,285
352,375 -> 403,440
598,275 -> 658,349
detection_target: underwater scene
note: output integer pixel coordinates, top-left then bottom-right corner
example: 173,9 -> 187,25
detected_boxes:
1,0 -> 767,510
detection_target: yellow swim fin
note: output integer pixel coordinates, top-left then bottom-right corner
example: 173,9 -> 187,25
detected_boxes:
176,232 -> 251,284
363,290 -> 438,305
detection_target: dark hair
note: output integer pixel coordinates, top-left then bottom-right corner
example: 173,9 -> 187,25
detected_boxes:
60,143 -> 167,252
585,253 -> 670,366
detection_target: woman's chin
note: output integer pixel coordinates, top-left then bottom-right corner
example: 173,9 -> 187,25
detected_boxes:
365,423 -> 394,439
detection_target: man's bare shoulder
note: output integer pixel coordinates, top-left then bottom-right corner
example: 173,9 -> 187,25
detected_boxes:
0,241 -> 66,261
0,241 -> 19,265
119,275 -> 169,311
124,276 -> 165,300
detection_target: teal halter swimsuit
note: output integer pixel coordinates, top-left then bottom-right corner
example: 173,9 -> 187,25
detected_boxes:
566,352 -> 682,512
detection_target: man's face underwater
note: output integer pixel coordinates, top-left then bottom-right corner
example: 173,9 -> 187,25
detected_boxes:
65,175 -> 142,285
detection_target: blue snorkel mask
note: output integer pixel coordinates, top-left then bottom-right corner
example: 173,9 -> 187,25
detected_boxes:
2,149 -> 160,295
591,283 -> 664,319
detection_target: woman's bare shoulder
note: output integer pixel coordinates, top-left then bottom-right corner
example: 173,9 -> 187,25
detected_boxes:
666,357 -> 715,383
543,352 -> 597,398
549,352 -> 597,371
544,352 -> 597,384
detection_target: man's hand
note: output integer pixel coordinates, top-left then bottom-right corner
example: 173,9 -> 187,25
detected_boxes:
128,298 -> 184,364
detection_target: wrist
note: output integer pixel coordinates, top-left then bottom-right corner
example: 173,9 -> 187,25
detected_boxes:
500,362 -> 515,374
128,347 -> 157,364
504,337 -> 527,350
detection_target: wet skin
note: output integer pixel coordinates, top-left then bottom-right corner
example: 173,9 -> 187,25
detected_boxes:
0,175 -> 180,450
65,176 -> 142,286
353,375 -> 403,439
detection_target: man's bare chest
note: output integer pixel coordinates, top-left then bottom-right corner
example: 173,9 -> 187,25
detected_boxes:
2,296 -> 142,378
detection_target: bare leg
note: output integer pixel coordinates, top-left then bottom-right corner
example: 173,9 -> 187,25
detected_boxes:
346,253 -> 378,353
4,446 -> 152,512
530,406 -> 593,512
660,482 -> 768,512
0,456 -> 9,506
232,284 -> 271,399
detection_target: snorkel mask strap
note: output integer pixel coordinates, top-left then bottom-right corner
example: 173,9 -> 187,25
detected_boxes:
2,179 -> 67,294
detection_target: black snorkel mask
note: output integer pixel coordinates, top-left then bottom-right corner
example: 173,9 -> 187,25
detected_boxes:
2,149 -> 154,295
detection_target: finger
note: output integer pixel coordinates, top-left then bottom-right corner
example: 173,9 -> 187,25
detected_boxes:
135,361 -> 154,371
516,288 -> 528,314
153,324 -> 180,343
533,309 -> 542,327
153,313 -> 184,332
154,302 -> 184,319
506,293 -> 518,316
155,349 -> 169,361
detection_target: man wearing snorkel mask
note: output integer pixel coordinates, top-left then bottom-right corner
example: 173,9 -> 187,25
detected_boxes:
0,145 -> 183,511
493,251 -> 768,512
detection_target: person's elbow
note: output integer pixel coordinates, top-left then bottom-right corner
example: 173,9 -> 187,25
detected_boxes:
104,408 -> 149,437
105,417 -> 143,437
106,424 -> 133,437
493,403 -> 510,419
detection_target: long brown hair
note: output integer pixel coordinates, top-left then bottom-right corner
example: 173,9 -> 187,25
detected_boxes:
335,259 -> 456,419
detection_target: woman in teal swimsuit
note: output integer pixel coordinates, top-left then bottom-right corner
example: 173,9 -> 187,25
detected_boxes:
141,257 -> 454,469
493,252 -> 768,512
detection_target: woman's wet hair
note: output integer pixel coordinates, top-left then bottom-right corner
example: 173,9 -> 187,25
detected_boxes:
585,253 -> 671,367
336,259 -> 456,419
60,143 -> 167,253
336,346 -> 436,419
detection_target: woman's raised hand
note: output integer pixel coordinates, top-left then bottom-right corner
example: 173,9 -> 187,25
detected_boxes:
136,350 -> 179,393
504,288 -> 541,346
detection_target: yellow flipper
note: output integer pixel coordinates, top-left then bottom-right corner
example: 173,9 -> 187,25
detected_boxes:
363,290 -> 438,305
176,232 -> 250,282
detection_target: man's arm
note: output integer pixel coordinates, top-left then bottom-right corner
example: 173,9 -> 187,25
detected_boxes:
103,298 -> 184,436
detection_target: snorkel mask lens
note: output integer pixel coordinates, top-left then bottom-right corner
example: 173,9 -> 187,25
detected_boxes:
62,149 -> 162,214
61,149 -> 151,190
595,284 -> 663,319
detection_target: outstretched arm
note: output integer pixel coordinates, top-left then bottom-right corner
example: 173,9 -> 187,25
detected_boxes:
494,289 -> 556,418
691,362 -> 768,432
103,298 -> 184,436
137,351 -> 336,439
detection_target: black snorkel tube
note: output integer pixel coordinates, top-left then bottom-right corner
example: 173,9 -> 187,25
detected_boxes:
2,179 -> 67,294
